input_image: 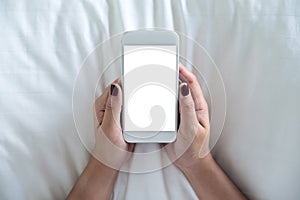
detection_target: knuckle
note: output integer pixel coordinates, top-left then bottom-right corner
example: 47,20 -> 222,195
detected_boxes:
94,102 -> 101,116
105,100 -> 113,111
188,73 -> 197,83
191,73 -> 197,80
182,100 -> 194,110
94,99 -> 99,109
203,101 -> 209,110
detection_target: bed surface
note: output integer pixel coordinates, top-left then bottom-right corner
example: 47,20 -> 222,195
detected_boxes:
1,0 -> 300,199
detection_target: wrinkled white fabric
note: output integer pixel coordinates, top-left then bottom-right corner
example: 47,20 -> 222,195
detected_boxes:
0,0 -> 299,199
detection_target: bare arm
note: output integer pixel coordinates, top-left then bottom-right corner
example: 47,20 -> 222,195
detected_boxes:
179,154 -> 246,200
67,157 -> 117,200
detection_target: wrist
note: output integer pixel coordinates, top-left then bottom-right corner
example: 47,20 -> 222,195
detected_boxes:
67,156 -> 118,200
89,156 -> 119,178
92,145 -> 127,170
178,153 -> 215,178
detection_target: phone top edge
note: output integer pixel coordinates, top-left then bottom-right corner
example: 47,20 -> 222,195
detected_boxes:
122,30 -> 179,46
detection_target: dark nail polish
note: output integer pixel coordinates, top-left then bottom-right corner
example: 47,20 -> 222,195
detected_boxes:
181,84 -> 189,96
110,84 -> 118,96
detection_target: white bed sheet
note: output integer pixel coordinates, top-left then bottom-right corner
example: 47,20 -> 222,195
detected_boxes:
1,0 -> 300,199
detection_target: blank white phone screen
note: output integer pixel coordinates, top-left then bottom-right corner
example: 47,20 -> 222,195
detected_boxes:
123,45 -> 177,132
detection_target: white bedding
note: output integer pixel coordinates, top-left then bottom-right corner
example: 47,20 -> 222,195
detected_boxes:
1,0 -> 300,199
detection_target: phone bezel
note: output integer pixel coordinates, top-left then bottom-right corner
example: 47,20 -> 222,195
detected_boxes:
121,30 -> 179,143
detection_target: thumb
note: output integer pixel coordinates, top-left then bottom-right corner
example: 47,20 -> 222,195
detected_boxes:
179,83 -> 198,131
102,84 -> 122,128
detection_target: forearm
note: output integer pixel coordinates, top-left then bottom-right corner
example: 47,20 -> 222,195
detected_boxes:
180,154 -> 247,200
67,156 -> 118,200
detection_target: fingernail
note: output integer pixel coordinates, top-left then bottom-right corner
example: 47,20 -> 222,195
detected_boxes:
181,84 -> 189,96
110,84 -> 118,96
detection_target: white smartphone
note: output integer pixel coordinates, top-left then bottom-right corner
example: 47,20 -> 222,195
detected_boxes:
122,30 -> 179,143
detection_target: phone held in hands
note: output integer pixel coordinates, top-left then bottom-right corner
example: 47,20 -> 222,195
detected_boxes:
122,30 -> 179,143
